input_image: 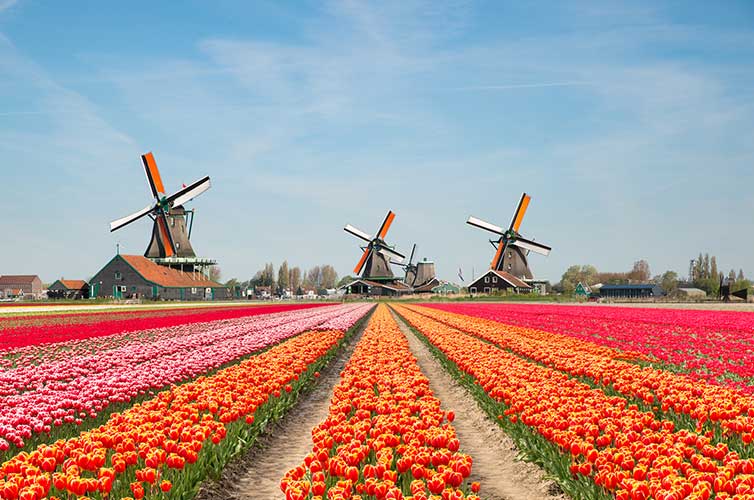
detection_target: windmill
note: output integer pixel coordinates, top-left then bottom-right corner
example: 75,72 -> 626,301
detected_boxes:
467,192 -> 551,279
110,152 -> 211,262
393,244 -> 418,286
345,211 -> 405,281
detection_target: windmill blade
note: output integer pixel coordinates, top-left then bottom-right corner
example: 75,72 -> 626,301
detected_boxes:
353,247 -> 372,275
156,211 -> 177,257
377,246 -> 405,262
377,211 -> 396,239
511,236 -> 551,256
109,205 -> 155,232
408,244 -> 417,265
467,216 -> 504,235
344,224 -> 372,242
490,238 -> 506,270
165,176 -> 211,208
509,192 -> 531,232
142,152 -> 166,199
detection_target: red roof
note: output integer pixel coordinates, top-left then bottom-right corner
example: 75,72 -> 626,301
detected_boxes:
0,275 -> 40,285
120,255 -> 224,288
58,280 -> 88,290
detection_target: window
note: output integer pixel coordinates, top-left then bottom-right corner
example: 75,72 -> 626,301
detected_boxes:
508,252 -> 512,258
484,287 -> 491,293
492,276 -> 498,283
114,271 -> 122,281
470,287 -> 477,293
191,287 -> 197,294
131,286 -> 136,292
508,263 -> 512,270
171,217 -> 175,227
176,242 -> 180,250
484,276 -> 489,283
120,286 -> 127,292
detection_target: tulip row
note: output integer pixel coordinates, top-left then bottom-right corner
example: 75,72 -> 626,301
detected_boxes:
405,305 -> 754,451
0,305 -> 374,500
281,305 -> 481,500
393,304 -> 754,500
0,303 -> 329,352
0,303 -> 371,454
425,303 -> 754,392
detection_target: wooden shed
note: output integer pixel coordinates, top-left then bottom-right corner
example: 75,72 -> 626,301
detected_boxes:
48,280 -> 90,299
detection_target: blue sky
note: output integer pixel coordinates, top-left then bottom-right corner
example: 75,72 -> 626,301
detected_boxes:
1,1 -> 753,284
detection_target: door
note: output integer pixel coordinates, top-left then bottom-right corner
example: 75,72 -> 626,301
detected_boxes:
113,286 -> 122,299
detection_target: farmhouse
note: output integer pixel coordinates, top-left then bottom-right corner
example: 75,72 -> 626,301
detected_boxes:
0,275 -> 43,300
599,283 -> 664,299
341,278 -> 412,297
468,270 -> 532,294
48,280 -> 90,299
89,254 -> 229,300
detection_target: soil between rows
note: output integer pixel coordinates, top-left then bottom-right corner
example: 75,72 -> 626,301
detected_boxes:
195,323 -> 367,500
196,309 -> 564,500
391,310 -> 566,500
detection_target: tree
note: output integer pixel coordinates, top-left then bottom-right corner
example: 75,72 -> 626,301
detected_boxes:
337,276 -> 356,288
710,257 -> 718,282
559,265 -> 598,294
659,271 -> 679,293
738,269 -> 745,281
277,261 -> 290,292
320,265 -> 338,289
305,266 -> 322,290
209,266 -> 222,283
290,267 -> 302,292
628,260 -> 650,282
225,278 -> 239,296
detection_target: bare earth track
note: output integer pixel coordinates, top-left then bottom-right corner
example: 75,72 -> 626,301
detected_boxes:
196,324 -> 367,500
392,310 -> 565,500
197,309 -> 562,500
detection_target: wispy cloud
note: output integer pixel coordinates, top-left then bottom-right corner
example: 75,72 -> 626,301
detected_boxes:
0,0 -> 17,12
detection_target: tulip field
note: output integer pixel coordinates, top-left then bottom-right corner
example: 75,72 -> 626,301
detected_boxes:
2,300 -> 754,500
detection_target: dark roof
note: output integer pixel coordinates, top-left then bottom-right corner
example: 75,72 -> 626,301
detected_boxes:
414,277 -> 441,293
0,275 -> 40,285
471,270 -> 532,289
343,279 -> 412,292
118,255 -> 224,289
600,284 -> 660,290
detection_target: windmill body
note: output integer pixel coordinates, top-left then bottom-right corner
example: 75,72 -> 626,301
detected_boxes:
467,192 -> 551,284
110,152 -> 215,275
343,211 -> 413,296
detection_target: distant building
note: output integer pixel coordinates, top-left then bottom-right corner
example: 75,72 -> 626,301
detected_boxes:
48,280 -> 90,300
89,254 -> 230,300
341,279 -> 412,297
431,281 -> 461,295
575,282 -> 591,297
0,275 -> 43,300
600,284 -> 663,299
468,270 -> 532,294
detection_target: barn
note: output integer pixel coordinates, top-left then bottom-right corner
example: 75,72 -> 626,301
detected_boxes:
48,280 -> 90,299
599,284 -> 664,299
89,254 -> 230,300
0,275 -> 43,300
468,270 -> 532,294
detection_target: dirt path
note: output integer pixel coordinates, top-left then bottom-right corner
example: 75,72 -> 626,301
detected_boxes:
195,325 -> 365,500
391,311 -> 566,500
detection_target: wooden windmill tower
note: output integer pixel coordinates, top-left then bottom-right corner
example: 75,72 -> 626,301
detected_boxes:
110,152 -> 214,274
467,193 -> 551,279
392,244 -> 437,289
344,211 -> 405,281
